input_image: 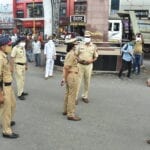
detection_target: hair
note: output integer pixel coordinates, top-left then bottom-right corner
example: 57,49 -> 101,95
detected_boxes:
66,43 -> 75,52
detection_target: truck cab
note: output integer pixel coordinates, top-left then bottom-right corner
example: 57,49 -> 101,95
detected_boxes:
108,19 -> 122,43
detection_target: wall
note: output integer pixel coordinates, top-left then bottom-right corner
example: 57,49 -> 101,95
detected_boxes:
86,0 -> 109,41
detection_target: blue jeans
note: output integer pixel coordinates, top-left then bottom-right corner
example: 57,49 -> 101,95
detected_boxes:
34,53 -> 41,66
26,50 -> 33,62
133,54 -> 141,74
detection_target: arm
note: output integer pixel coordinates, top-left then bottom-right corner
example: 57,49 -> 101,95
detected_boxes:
61,66 -> 70,86
10,47 -> 16,73
10,57 -> 15,73
61,53 -> 71,86
0,59 -> 4,104
87,45 -> 98,64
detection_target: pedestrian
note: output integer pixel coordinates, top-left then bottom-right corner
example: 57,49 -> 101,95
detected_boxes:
75,31 -> 98,104
0,35 -> 19,138
32,36 -> 41,67
118,41 -> 134,79
25,33 -> 33,62
132,33 -> 144,75
61,37 -> 81,121
10,36 -> 28,100
44,36 -> 56,79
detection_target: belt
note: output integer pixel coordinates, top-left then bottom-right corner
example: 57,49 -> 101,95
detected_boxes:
4,82 -> 11,86
16,62 -> 25,65
68,71 -> 78,74
78,62 -> 90,65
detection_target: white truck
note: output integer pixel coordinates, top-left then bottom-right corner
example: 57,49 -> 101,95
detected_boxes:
108,11 -> 150,52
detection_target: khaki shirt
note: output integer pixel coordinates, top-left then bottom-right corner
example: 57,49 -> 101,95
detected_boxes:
134,41 -> 143,54
75,42 -> 98,61
0,51 -> 12,83
64,50 -> 78,72
11,46 -> 27,63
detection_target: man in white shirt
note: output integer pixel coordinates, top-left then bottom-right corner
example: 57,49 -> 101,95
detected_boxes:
32,36 -> 41,67
44,36 -> 56,79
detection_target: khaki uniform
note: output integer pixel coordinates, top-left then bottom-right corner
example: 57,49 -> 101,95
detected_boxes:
0,51 -> 16,134
11,46 -> 27,96
76,42 -> 98,99
63,50 -> 79,117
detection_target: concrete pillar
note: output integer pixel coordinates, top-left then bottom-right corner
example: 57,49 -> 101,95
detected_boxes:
43,0 -> 52,37
86,0 -> 109,41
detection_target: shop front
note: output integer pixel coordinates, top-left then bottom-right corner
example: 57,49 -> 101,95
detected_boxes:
15,18 -> 44,34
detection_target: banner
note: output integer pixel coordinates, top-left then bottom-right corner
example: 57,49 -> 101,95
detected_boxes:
0,0 -> 14,29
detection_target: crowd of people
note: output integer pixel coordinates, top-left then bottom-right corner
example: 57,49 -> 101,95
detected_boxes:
0,30 -> 147,142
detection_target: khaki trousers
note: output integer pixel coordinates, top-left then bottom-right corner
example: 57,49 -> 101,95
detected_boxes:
15,64 -> 25,96
76,63 -> 93,99
63,73 -> 78,117
1,85 -> 16,134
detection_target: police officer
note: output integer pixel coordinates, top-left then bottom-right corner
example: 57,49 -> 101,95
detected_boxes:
75,31 -> 98,103
10,36 -> 28,100
0,36 -> 19,138
61,38 -> 81,121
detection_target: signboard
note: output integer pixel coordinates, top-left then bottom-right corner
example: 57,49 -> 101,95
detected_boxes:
23,20 -> 44,27
70,15 -> 86,24
0,0 -> 14,29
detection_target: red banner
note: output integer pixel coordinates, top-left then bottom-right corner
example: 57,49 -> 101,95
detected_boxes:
16,0 -> 42,3
23,20 -> 44,28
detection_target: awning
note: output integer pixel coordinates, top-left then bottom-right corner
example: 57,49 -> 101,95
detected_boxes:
14,18 -> 44,28
117,11 -> 129,18
14,18 -> 44,21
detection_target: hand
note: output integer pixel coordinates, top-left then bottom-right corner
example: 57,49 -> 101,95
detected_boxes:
60,79 -> 65,86
25,65 -> 28,70
0,91 -> 4,105
10,66 -> 14,73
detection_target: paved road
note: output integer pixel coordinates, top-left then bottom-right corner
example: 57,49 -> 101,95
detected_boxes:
1,59 -> 150,150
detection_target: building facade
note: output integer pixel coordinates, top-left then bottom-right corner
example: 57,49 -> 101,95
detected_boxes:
109,0 -> 150,18
14,0 -> 44,34
63,0 -> 109,41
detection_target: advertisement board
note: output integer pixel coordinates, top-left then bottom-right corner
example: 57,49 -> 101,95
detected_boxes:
0,0 -> 14,29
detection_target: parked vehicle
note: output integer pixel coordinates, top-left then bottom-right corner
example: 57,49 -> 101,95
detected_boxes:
109,11 -> 150,53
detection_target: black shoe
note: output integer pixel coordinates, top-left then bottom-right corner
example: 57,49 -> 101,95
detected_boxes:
67,116 -> 81,121
82,98 -> 89,103
18,95 -> 26,100
147,140 -> 150,144
22,92 -> 28,96
10,121 -> 15,126
62,112 -> 67,115
2,133 -> 19,139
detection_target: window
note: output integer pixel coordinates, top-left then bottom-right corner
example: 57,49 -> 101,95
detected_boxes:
27,3 -> 44,18
113,23 -> 120,31
16,10 -> 24,18
109,23 -> 112,31
111,0 -> 120,10
60,1 -> 67,17
74,2 -> 87,15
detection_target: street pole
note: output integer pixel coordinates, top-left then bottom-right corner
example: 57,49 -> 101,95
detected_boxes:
32,0 -> 35,34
